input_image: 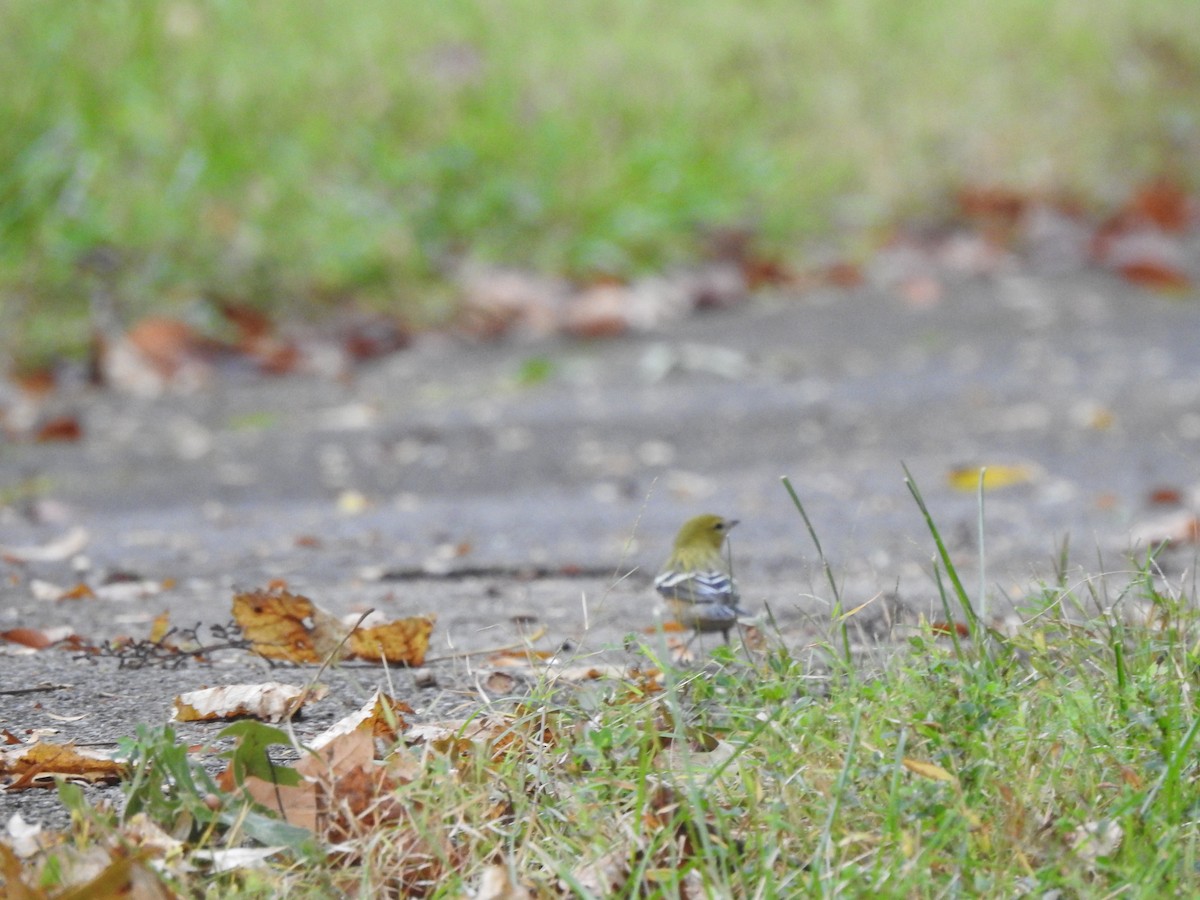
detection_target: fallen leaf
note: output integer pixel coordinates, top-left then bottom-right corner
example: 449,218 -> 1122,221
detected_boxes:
309,690 -> 414,750
189,846 -> 287,874
148,612 -> 171,644
1125,178 -> 1191,232
93,579 -> 165,602
1130,511 -> 1200,547
930,621 -> 971,638
946,464 -> 1035,492
347,615 -> 435,666
484,672 -> 518,694
477,863 -> 534,900
121,812 -> 185,858
0,628 -> 53,650
58,583 -> 96,601
902,757 -> 958,784
821,261 -> 864,288
1147,487 -> 1183,506
126,317 -> 205,375
958,185 -> 1028,227
172,682 -> 325,724
4,813 -> 54,859
43,712 -> 88,723
1117,259 -> 1192,292
0,527 -> 90,563
561,285 -> 633,338
34,415 -> 83,443
1068,820 -> 1123,863
232,588 -> 352,664
338,313 -> 411,361
488,648 -> 555,666
0,741 -> 126,790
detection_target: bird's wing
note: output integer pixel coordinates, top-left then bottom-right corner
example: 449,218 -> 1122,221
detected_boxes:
654,568 -> 739,606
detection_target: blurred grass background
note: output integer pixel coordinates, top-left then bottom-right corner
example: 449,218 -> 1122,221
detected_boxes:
2,0 -> 1198,361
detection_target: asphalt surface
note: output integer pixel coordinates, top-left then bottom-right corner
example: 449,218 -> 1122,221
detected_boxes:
3,270 -> 1199,826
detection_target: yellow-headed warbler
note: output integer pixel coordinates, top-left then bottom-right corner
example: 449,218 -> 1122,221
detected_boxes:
654,514 -> 748,643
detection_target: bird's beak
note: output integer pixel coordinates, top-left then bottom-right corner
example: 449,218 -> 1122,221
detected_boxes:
727,519 -> 740,530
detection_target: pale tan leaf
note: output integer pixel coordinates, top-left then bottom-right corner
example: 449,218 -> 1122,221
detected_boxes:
308,689 -> 413,751
172,682 -> 324,724
902,757 -> 958,784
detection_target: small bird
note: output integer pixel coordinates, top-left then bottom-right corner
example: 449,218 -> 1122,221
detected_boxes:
654,514 -> 748,644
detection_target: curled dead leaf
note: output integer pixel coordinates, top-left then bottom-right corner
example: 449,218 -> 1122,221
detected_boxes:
347,615 -> 435,667
0,741 -> 126,791
309,689 -> 414,750
232,588 -> 352,663
172,682 -> 326,724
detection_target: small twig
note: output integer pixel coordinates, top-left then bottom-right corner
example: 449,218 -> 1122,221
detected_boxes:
281,608 -> 376,726
0,683 -> 73,696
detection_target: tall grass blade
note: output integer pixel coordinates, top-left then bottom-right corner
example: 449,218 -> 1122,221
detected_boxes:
781,475 -> 851,666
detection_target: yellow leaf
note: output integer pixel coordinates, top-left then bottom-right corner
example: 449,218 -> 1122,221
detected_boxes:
902,757 -> 958,784
348,616 -> 435,666
232,588 -> 351,663
148,611 -> 171,644
947,464 -> 1034,492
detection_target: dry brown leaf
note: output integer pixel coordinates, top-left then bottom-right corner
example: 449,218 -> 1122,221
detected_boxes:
930,621 -> 971,638
14,845 -> 173,900
1126,178 -> 1192,232
297,728 -> 376,780
0,741 -> 125,791
347,615 -> 435,666
259,729 -> 411,842
958,185 -> 1029,227
231,588 -> 351,663
477,863 -> 534,900
0,628 -> 54,650
488,648 -> 555,667
1117,259 -> 1192,292
239,774 -> 319,832
58,582 -> 96,601
172,682 -> 325,724
121,813 -> 186,859
309,690 -> 414,750
34,415 -> 83,444
1147,486 -> 1184,506
483,672 -> 519,694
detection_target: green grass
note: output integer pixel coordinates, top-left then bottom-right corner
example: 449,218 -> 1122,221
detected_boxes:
9,479 -> 1200,896
2,1 -> 1198,360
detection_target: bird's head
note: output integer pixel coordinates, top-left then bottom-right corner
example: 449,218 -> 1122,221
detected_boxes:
672,514 -> 738,552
